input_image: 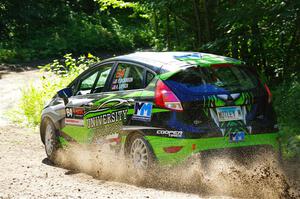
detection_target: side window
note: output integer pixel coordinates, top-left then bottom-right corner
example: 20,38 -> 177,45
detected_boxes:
76,63 -> 113,95
77,70 -> 99,95
93,65 -> 112,93
111,63 -> 145,91
146,71 -> 155,86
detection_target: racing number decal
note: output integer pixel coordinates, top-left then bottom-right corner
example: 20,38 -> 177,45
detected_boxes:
65,107 -> 84,126
66,107 -> 73,118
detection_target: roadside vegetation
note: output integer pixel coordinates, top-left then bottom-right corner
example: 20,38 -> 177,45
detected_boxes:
8,54 -> 100,127
274,81 -> 300,158
1,0 -> 299,158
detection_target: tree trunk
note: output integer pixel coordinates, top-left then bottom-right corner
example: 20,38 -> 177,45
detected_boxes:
166,10 -> 171,50
232,36 -> 238,59
153,12 -> 159,38
193,0 -> 202,48
202,0 -> 211,41
251,21 -> 267,77
284,9 -> 300,78
173,16 -> 180,48
240,33 -> 249,64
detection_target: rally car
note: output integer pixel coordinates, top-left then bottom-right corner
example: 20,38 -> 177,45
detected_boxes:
40,52 -> 279,169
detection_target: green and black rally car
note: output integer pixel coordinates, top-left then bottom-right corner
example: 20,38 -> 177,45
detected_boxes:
40,52 -> 279,169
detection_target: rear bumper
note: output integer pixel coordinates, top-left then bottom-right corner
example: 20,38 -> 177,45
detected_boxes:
145,132 -> 279,165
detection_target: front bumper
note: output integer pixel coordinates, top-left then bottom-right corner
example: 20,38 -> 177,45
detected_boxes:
145,132 -> 279,165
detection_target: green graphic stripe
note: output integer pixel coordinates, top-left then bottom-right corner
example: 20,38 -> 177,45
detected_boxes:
58,136 -> 69,147
62,125 -> 93,144
145,133 -> 278,165
175,54 -> 243,67
152,108 -> 170,114
85,107 -> 170,118
93,94 -> 117,106
93,91 -> 154,105
235,92 -> 253,105
84,108 -> 128,119
128,107 -> 170,115
123,90 -> 154,98
159,70 -> 181,81
127,107 -> 170,115
63,108 -> 170,144
159,54 -> 244,80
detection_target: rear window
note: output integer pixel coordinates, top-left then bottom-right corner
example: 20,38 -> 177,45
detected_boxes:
167,66 -> 258,94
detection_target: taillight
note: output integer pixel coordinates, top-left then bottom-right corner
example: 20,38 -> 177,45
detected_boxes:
264,83 -> 272,103
163,146 -> 183,153
154,80 -> 183,111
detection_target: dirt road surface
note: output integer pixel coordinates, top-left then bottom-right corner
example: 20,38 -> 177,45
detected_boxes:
0,69 -> 299,199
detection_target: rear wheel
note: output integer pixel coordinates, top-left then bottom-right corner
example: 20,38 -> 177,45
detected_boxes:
43,119 -> 58,162
128,134 -> 155,170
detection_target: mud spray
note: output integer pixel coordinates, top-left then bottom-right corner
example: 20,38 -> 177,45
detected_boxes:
55,144 -> 299,198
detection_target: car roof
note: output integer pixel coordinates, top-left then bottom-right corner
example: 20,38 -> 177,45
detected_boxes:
105,51 -> 244,73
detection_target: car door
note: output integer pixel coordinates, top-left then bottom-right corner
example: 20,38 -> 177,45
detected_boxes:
61,62 -> 115,144
82,61 -> 155,146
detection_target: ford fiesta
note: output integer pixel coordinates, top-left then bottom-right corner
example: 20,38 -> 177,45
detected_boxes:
40,52 -> 279,169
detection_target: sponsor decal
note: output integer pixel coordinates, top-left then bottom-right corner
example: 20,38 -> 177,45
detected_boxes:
112,77 -> 133,84
118,84 -> 129,90
229,131 -> 245,142
74,107 -> 85,119
65,118 -> 84,126
86,109 -> 128,128
111,83 -> 128,90
74,107 -> 84,115
65,107 -> 73,118
156,130 -> 183,138
111,77 -> 133,90
111,84 -> 118,90
132,102 -> 153,122
66,107 -> 85,118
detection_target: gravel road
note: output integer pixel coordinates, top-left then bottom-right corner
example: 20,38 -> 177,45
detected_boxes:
0,69 -> 299,199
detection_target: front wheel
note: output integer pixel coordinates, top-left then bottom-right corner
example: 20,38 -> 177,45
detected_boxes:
128,134 -> 155,170
43,119 -> 58,162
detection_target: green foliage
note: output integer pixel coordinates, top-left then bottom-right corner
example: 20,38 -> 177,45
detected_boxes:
40,53 -> 99,77
0,0 -> 151,62
274,77 -> 300,158
12,53 -> 100,127
96,0 -> 137,11
17,79 -> 58,126
0,49 -> 17,62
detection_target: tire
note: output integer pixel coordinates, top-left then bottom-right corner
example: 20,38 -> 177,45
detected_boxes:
128,134 -> 155,170
43,119 -> 59,162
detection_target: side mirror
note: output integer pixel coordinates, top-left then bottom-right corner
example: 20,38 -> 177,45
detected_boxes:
57,88 -> 72,105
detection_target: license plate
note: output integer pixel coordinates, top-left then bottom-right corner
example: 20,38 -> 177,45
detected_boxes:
216,106 -> 243,122
229,131 -> 245,142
